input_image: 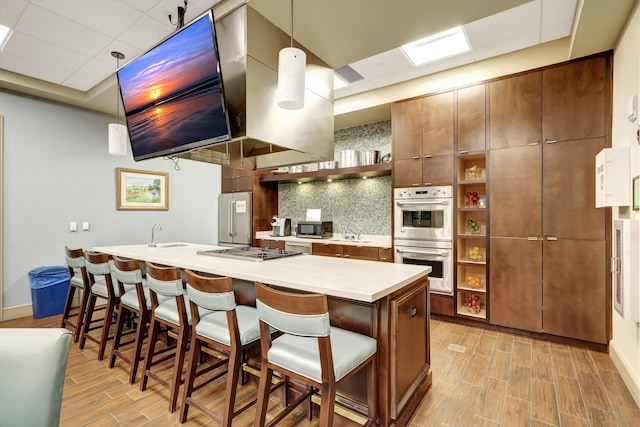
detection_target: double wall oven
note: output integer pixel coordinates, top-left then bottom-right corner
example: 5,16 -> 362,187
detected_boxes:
394,186 -> 453,296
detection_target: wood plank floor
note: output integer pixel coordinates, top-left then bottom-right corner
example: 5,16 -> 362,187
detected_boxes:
2,314 -> 639,426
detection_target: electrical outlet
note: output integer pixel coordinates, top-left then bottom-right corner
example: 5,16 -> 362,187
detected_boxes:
82,222 -> 90,231
69,222 -> 78,232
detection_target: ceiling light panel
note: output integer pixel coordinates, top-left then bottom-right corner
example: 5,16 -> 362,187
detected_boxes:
401,26 -> 470,66
0,25 -> 12,51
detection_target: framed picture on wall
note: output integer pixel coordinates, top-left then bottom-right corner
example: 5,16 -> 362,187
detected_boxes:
633,176 -> 640,211
116,168 -> 169,210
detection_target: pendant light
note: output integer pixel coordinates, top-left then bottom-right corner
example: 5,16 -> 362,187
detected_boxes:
277,0 -> 306,110
108,51 -> 128,156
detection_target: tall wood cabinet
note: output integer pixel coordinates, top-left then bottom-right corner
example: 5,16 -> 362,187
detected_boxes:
488,54 -> 610,344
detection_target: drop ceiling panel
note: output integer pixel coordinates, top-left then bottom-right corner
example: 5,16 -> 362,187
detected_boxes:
117,15 -> 173,52
63,73 -> 101,92
416,52 -> 476,76
542,0 -> 577,26
370,66 -> 422,88
471,31 -> 540,61
0,53 -> 71,84
4,32 -> 88,73
31,0 -> 143,38
464,0 -> 541,49
0,0 -> 28,27
15,5 -> 111,57
349,49 -> 414,80
541,21 -> 573,43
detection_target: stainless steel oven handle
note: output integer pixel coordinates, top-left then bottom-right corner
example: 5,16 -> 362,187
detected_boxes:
396,248 -> 450,257
396,200 -> 450,206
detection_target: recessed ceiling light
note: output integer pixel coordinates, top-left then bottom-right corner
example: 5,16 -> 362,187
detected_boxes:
333,74 -> 348,89
400,26 -> 470,67
0,24 -> 13,52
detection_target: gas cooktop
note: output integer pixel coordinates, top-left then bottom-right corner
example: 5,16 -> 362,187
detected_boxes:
197,246 -> 303,262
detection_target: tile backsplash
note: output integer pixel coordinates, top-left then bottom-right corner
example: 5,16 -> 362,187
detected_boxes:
278,120 -> 392,235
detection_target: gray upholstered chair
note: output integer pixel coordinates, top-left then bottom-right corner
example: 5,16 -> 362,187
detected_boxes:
0,328 -> 72,426
109,256 -> 149,384
139,261 -> 191,413
179,270 -> 262,426
61,247 -> 91,342
253,282 -> 378,427
79,251 -> 120,361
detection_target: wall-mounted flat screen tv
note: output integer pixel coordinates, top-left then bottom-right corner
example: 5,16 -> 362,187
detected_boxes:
116,10 -> 230,161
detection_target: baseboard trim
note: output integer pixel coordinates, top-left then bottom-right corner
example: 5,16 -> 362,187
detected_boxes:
609,339 -> 640,408
2,304 -> 33,321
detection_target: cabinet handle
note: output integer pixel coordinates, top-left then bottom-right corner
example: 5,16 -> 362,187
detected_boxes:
343,254 -> 350,258
543,234 -> 558,241
544,139 -> 558,144
528,141 -> 540,146
409,306 -> 418,320
411,155 -> 422,159
423,154 -> 432,158
527,236 -> 539,241
423,182 -> 432,186
459,150 -> 469,155
412,183 -> 420,186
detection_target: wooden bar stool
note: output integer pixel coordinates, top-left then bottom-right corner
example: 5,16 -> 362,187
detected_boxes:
109,256 -> 149,384
139,262 -> 191,413
254,282 -> 378,427
179,270 -> 262,426
79,251 -> 119,361
60,247 -> 91,342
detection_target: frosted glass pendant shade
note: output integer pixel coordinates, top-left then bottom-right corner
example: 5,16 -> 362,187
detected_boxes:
108,123 -> 128,156
277,47 -> 306,110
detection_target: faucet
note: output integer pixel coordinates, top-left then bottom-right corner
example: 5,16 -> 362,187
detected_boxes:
343,227 -> 356,240
356,229 -> 365,240
149,224 -> 162,247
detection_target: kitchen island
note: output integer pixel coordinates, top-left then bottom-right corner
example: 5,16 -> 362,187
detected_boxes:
93,242 -> 432,427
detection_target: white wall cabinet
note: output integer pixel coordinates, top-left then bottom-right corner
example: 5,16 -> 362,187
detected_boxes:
596,147 -> 630,207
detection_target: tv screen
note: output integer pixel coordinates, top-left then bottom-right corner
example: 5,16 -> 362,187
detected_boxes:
116,10 -> 230,161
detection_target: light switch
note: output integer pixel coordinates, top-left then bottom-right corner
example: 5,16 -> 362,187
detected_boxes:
69,222 -> 78,232
82,221 -> 90,231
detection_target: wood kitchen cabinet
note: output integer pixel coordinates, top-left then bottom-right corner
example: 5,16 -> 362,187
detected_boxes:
489,136 -> 609,343
257,239 -> 285,250
457,84 -> 486,153
221,166 -> 253,193
489,72 -> 542,149
393,91 -> 455,187
542,55 -> 606,142
312,242 -> 392,262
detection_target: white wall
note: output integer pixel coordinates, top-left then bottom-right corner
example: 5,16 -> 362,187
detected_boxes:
1,89 -> 222,314
610,2 -> 640,407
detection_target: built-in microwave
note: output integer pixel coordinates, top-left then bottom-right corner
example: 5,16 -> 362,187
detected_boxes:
296,221 -> 333,239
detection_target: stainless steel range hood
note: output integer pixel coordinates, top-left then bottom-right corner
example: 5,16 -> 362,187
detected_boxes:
184,4 -> 334,169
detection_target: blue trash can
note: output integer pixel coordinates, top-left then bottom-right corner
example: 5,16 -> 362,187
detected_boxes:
28,265 -> 71,318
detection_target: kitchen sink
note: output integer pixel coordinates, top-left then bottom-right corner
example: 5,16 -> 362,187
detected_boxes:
156,243 -> 189,248
330,239 -> 374,244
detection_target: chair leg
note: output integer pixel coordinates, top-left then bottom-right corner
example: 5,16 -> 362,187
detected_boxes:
60,285 -> 77,329
366,359 -> 377,424
109,304 -> 129,369
179,336 -> 202,423
129,309 -> 148,384
254,365 -> 273,427
168,325 -> 189,413
97,299 -> 116,361
140,317 -> 161,392
79,294 -> 97,350
222,346 -> 242,427
74,288 -> 90,343
319,382 -> 337,427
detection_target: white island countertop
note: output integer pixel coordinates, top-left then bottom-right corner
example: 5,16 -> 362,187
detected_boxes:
93,242 -> 429,303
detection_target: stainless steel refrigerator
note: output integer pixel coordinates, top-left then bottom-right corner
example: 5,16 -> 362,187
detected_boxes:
218,192 -> 252,246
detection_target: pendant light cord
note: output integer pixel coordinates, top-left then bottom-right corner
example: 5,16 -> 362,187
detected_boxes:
290,0 -> 294,48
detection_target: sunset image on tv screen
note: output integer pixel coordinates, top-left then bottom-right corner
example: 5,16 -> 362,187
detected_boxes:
117,13 -> 229,160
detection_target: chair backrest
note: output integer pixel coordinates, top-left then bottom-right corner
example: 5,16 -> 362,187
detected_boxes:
185,270 -> 235,311
113,256 -> 145,307
254,282 -> 330,337
145,262 -> 189,325
0,328 -> 72,426
85,251 -> 116,298
65,246 -> 89,287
